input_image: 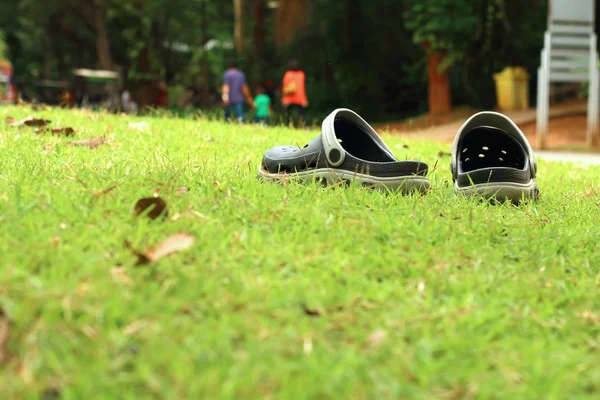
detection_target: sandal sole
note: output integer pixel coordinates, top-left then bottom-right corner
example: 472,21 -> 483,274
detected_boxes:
258,165 -> 431,193
455,179 -> 539,203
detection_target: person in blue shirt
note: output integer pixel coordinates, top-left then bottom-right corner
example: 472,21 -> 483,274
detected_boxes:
222,60 -> 254,122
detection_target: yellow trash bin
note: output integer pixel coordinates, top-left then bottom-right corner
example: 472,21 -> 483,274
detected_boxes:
493,67 -> 530,111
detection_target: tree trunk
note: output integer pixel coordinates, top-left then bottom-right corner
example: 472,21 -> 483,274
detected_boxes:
275,0 -> 310,46
42,35 -> 52,81
234,0 -> 244,54
201,0 -> 210,92
93,0 -> 118,109
93,0 -> 112,70
253,0 -> 264,60
425,44 -> 452,115
138,47 -> 155,108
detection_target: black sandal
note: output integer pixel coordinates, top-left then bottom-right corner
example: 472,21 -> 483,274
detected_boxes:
258,108 -> 430,192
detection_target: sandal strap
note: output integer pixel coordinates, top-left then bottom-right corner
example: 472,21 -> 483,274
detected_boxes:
321,108 -> 395,167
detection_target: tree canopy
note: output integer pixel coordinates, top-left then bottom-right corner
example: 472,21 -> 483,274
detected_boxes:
0,0 -> 552,119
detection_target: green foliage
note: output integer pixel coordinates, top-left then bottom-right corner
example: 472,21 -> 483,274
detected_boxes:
2,106 -> 600,398
0,31 -> 7,60
405,0 -> 478,62
279,0 -> 427,119
404,0 -> 548,108
0,0 -> 549,117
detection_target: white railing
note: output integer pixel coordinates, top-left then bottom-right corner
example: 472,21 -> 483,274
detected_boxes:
536,0 -> 599,147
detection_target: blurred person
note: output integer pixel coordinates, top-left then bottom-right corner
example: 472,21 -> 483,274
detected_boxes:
253,86 -> 272,126
281,59 -> 308,127
60,88 -> 74,108
222,60 -> 253,122
265,79 -> 276,103
121,87 -> 138,113
156,80 -> 169,108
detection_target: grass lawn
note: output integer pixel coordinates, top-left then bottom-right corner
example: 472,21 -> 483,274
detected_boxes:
1,106 -> 600,399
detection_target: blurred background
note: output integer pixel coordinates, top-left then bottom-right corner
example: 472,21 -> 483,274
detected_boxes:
0,0 -> 586,122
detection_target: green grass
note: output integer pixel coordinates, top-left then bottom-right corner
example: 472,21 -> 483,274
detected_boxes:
1,106 -> 600,399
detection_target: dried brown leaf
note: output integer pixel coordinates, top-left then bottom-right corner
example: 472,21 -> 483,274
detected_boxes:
438,151 -> 451,157
5,116 -> 14,125
10,116 -> 51,127
128,233 -> 195,266
67,136 -> 106,149
301,304 -> 321,317
134,197 -> 168,220
50,127 -> 75,136
0,308 -> 11,364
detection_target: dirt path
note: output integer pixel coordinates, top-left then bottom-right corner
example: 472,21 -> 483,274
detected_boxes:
536,150 -> 600,164
378,103 -> 593,150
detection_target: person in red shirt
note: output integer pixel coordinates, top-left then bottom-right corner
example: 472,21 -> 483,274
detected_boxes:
156,80 -> 169,108
281,59 -> 308,127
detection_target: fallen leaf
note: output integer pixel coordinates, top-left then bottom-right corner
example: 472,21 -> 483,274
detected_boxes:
0,308 -> 11,364
301,304 -> 321,317
5,116 -> 14,125
366,330 -> 387,347
67,136 -> 106,149
10,116 -> 51,127
134,197 -> 168,220
128,233 -> 195,266
50,127 -> 75,136
437,151 -> 451,157
178,187 -> 189,193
